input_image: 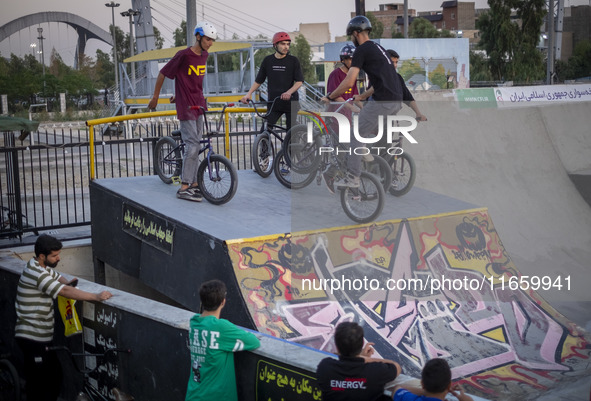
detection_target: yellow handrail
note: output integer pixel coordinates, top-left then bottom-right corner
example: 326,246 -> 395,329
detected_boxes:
86,107 -> 322,180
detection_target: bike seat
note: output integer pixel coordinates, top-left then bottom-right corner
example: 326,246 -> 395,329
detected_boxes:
113,387 -> 134,401
171,130 -> 181,138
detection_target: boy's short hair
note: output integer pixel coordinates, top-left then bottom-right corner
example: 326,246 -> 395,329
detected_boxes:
199,280 -> 227,311
386,49 -> 400,59
334,322 -> 364,357
422,358 -> 451,393
35,235 -> 63,258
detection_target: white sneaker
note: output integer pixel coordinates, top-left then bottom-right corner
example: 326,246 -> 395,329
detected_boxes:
335,173 -> 360,189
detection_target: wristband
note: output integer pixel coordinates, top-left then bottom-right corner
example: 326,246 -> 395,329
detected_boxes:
326,92 -> 334,101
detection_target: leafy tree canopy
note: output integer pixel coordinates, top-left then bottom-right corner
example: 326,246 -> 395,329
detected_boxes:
477,0 -> 546,82
366,12 -> 384,39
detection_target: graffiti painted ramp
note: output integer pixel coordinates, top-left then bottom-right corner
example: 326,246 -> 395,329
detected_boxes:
227,208 -> 591,401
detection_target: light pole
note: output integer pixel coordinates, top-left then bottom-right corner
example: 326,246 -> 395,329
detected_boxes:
37,27 -> 46,97
121,9 -> 140,88
29,43 -> 36,56
105,1 -> 121,92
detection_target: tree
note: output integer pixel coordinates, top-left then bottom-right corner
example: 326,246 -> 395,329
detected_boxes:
108,25 -> 127,69
477,0 -> 546,82
0,54 -> 41,102
439,29 -> 456,38
95,49 -> 115,88
469,51 -> 494,82
397,58 -> 425,81
428,64 -> 447,88
174,21 -> 187,47
49,49 -> 69,78
290,34 -> 316,83
409,17 -> 439,38
366,12 -> 384,39
555,39 -> 591,81
254,35 -> 273,67
153,26 -> 164,49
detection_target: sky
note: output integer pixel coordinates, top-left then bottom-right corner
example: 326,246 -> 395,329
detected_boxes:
1,0 -> 589,66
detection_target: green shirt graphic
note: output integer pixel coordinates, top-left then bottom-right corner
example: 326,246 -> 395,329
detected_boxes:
185,314 -> 260,401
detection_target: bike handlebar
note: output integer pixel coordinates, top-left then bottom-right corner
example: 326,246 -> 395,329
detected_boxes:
188,103 -> 235,112
327,98 -> 355,114
245,96 -> 282,119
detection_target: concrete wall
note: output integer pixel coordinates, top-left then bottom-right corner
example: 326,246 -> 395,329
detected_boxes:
1,253 -> 435,401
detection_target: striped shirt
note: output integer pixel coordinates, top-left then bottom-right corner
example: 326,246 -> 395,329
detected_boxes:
15,258 -> 65,342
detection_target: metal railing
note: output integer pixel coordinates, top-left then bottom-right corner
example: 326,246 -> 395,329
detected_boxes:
0,107 -> 306,242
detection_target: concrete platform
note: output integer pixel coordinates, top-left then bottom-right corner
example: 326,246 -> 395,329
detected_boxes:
92,171 -> 477,239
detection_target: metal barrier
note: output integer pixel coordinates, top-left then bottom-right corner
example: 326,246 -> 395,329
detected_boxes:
0,107 -> 297,242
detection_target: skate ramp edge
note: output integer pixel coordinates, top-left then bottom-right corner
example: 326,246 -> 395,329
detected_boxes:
226,208 -> 591,400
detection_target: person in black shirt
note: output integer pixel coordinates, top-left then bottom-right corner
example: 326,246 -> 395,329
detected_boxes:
356,49 -> 427,122
240,32 -> 304,129
317,322 -> 401,401
322,15 -> 404,189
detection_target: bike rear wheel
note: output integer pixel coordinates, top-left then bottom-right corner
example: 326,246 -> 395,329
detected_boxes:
252,133 -> 274,177
362,156 -> 393,192
340,172 -> 385,224
284,124 -> 321,174
273,149 -> 316,190
154,136 -> 182,184
387,152 -> 416,196
0,359 -> 20,401
197,154 -> 238,205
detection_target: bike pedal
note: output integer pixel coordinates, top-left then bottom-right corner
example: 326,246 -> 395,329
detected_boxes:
172,176 -> 182,185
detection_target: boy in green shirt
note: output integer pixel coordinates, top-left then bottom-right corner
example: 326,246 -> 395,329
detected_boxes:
186,280 -> 260,401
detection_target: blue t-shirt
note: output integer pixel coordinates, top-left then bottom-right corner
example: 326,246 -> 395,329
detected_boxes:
394,388 -> 441,401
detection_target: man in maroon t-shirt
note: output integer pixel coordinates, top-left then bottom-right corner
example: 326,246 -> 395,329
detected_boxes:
326,44 -> 359,122
323,44 -> 362,192
148,21 -> 217,202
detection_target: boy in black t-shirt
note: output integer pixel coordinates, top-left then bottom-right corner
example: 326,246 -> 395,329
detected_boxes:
317,322 -> 401,401
323,16 -> 404,189
240,32 -> 304,129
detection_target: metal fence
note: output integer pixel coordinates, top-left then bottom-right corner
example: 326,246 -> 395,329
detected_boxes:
0,110 -> 291,243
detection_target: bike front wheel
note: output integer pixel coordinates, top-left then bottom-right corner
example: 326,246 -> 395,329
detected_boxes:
252,133 -> 274,177
154,136 -> 182,184
387,152 -> 416,196
197,154 -> 238,205
340,171 -> 385,224
284,124 -> 321,174
0,359 -> 20,401
273,149 -> 316,190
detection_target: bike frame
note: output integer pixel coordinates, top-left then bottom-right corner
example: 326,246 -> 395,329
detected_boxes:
249,97 -> 288,140
172,104 -> 233,181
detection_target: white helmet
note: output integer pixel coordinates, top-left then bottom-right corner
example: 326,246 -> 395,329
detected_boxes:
194,21 -> 217,40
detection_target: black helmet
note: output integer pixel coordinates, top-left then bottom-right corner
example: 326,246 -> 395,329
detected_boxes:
339,44 -> 355,60
346,15 -> 372,36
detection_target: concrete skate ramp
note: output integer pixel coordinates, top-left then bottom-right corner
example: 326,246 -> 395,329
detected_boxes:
227,209 -> 591,400
406,95 -> 591,331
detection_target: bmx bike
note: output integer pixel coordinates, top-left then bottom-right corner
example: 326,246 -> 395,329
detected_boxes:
153,103 -> 238,205
284,104 -> 387,224
247,97 -> 289,178
49,345 -> 133,401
